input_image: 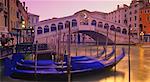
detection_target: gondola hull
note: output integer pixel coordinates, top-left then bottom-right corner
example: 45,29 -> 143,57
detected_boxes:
9,48 -> 125,81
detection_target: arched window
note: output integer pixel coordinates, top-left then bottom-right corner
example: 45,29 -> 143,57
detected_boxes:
104,23 -> 109,29
44,25 -> 49,33
37,27 -> 42,34
72,19 -> 77,27
51,24 -> 56,31
58,22 -> 63,30
122,28 -> 127,34
116,27 -> 121,33
110,25 -> 115,31
98,22 -> 103,28
65,21 -> 70,28
91,20 -> 97,27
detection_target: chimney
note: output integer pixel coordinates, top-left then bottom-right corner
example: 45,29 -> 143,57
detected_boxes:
117,5 -> 119,9
23,2 -> 25,7
26,7 -> 28,11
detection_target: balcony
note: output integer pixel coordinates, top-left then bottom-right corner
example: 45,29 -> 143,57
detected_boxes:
3,6 -> 8,13
0,26 -> 8,33
0,2 -> 4,12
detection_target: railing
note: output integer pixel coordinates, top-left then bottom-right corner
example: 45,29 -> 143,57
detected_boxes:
0,46 -> 14,59
0,26 -> 8,33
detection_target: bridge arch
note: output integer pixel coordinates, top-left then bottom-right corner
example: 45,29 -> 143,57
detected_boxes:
72,30 -> 114,44
44,25 -> 49,33
37,27 -> 43,34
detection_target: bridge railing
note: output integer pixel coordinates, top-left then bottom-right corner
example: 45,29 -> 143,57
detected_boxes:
0,46 -> 13,59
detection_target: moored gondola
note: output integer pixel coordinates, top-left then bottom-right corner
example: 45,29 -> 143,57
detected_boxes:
9,48 -> 125,81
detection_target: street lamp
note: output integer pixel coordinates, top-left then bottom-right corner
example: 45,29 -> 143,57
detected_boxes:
140,31 -> 144,43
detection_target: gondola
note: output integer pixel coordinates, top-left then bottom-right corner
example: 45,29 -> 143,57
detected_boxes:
8,48 -> 125,80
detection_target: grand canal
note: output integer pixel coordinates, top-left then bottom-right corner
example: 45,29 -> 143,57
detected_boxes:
0,45 -> 150,82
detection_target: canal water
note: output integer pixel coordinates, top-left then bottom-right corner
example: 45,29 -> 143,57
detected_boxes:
0,45 -> 150,82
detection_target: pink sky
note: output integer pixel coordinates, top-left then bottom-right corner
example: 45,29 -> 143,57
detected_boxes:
20,0 -> 132,21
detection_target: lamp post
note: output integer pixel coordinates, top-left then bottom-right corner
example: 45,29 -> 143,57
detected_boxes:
128,25 -> 132,82
105,27 -> 109,59
140,31 -> 144,44
67,23 -> 71,82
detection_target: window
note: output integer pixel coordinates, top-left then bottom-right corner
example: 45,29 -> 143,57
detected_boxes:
65,21 -> 70,28
147,16 -> 150,21
51,24 -> 56,31
98,22 -> 103,28
129,11 -> 132,15
72,19 -> 77,27
58,22 -> 63,30
135,16 -> 137,21
104,23 -> 109,29
125,14 -> 126,18
134,10 -> 137,14
134,23 -> 136,27
130,17 -> 132,21
4,15 -> 7,27
37,27 -> 42,34
110,25 -> 115,31
140,17 -> 142,21
122,29 -> 127,34
116,27 -> 121,33
36,18 -> 39,23
118,20 -> 120,23
91,20 -> 97,27
44,25 -> 49,33
16,12 -> 19,18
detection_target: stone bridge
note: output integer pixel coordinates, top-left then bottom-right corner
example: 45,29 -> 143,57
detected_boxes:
34,10 -> 138,47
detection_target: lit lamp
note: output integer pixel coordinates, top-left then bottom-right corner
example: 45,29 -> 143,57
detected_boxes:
140,31 -> 144,43
21,21 -> 25,28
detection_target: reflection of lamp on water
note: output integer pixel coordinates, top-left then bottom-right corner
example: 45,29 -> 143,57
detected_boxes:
140,31 -> 144,43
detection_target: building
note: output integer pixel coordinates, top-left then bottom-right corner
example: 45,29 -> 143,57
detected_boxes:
0,0 -> 29,45
107,0 -> 149,40
139,5 -> 150,34
139,4 -> 150,42
26,13 -> 39,42
0,0 -> 9,33
28,13 -> 39,27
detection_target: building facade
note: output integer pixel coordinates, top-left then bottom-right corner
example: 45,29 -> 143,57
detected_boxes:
0,0 -> 29,45
139,4 -> 150,42
27,13 -> 39,42
107,0 -> 149,40
0,0 -> 9,33
28,13 -> 39,27
139,5 -> 150,34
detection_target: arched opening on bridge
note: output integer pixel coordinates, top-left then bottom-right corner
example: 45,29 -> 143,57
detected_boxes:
110,25 -> 115,31
65,21 -> 70,28
72,19 -> 77,27
51,24 -> 57,31
37,27 -> 43,34
44,25 -> 49,33
58,22 -> 63,30
122,28 -> 127,35
98,22 -> 103,28
104,23 -> 109,29
72,30 -> 114,45
116,27 -> 121,33
91,20 -> 97,27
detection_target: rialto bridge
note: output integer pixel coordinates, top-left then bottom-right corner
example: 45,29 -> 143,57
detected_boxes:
34,10 -> 138,48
